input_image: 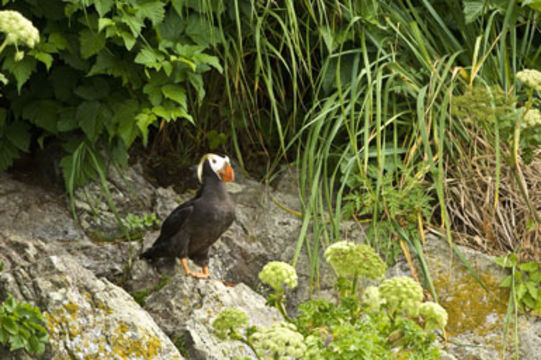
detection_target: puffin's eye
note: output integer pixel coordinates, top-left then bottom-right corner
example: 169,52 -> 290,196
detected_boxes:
212,159 -> 216,164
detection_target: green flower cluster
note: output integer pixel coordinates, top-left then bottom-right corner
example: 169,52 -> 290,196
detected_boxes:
250,322 -> 306,359
378,276 -> 424,317
259,261 -> 298,292
517,69 -> 541,91
212,308 -> 249,340
419,302 -> 448,331
324,241 -> 387,279
0,10 -> 39,48
522,108 -> 541,128
361,285 -> 385,312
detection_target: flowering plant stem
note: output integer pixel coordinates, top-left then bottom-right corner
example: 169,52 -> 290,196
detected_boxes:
274,292 -> 292,322
230,328 -> 262,360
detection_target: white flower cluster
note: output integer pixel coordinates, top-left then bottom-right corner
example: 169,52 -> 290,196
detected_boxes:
0,10 -> 39,48
258,261 -> 298,292
378,276 -> 424,317
522,107 -> 541,128
250,322 -> 306,359
324,241 -> 387,279
361,285 -> 386,312
419,302 -> 448,331
517,69 -> 541,91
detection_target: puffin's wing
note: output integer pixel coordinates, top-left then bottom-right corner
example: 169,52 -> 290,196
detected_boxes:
140,202 -> 195,260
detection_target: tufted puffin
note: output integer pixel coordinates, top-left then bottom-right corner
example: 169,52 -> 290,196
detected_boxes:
141,154 -> 235,278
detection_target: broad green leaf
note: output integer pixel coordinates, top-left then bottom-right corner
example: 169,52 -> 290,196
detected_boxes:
79,29 -> 106,59
136,0 -> 165,26
57,108 -> 78,132
88,52 -> 141,86
29,51 -> 54,71
113,100 -> 139,147
1,55 -> 36,92
2,317 -> 17,335
9,334 -> 26,351
152,102 -> 193,123
119,13 -> 144,37
523,0 -> 541,11
135,47 -> 165,70
94,0 -> 114,17
22,100 -> 59,133
464,0 -> 485,24
187,72 -> 205,102
161,84 -> 187,107
76,101 -> 102,141
48,33 -> 68,51
0,141 -> 19,171
526,281 -> 539,300
135,111 -> 156,146
519,262 -> 539,273
75,78 -> 110,100
98,18 -> 116,32
517,282 -> 527,300
185,14 -> 219,46
5,121 -> 30,152
499,275 -> 512,288
157,9 -> 185,41
143,83 -> 163,106
194,53 -> 223,73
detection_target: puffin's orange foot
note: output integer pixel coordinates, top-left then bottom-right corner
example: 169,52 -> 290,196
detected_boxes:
221,279 -> 235,287
189,271 -> 209,279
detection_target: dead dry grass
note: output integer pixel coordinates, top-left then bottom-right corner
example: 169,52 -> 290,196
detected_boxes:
445,134 -> 541,263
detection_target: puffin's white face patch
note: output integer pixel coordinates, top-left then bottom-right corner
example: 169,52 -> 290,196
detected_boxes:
197,154 -> 231,182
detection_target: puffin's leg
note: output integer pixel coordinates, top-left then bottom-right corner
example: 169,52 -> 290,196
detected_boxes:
181,258 -> 191,276
189,266 -> 209,279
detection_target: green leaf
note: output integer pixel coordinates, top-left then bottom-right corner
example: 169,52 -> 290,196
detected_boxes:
98,18 -> 116,32
161,84 -> 187,107
517,282 -> 527,300
113,100 -> 139,147
152,102 -> 193,123
29,51 -> 54,71
5,121 -> 30,152
157,9 -> 185,41
22,100 -> 59,133
135,47 -> 165,70
94,0 -> 114,17
143,83 -> 163,106
526,281 -> 539,300
519,262 -> 539,273
0,141 -> 19,171
495,254 -> 517,268
79,29 -> 106,59
194,53 -> 223,73
135,111 -> 156,146
464,0 -> 485,24
2,317 -> 17,335
48,33 -> 69,51
136,0 -> 165,26
500,275 -> 512,288
1,55 -> 36,92
76,101 -> 102,141
523,0 -> 541,11
185,14 -> 218,46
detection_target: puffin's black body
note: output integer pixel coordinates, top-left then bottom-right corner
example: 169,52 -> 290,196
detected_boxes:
141,159 -> 235,270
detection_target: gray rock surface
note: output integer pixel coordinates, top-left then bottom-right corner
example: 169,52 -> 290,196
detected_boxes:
144,275 -> 283,360
0,253 -> 183,360
390,233 -> 541,360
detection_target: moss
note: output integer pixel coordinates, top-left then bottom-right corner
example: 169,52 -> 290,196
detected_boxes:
430,258 -> 509,352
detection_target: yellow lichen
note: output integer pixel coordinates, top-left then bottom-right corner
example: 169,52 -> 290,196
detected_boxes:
111,322 -> 162,358
428,255 -> 510,353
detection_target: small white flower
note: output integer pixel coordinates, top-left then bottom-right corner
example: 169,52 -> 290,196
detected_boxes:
517,69 -> 541,91
0,10 -> 40,48
259,261 -> 298,292
522,107 -> 541,128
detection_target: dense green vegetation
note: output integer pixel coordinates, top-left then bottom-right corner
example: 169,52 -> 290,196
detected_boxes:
214,244 -> 447,359
1,0 -> 541,316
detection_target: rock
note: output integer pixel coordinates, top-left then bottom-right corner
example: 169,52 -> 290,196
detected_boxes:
0,254 -> 183,360
144,274 -> 283,360
389,233 -> 541,360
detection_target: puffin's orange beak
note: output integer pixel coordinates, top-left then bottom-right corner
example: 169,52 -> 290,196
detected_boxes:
219,163 -> 234,182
